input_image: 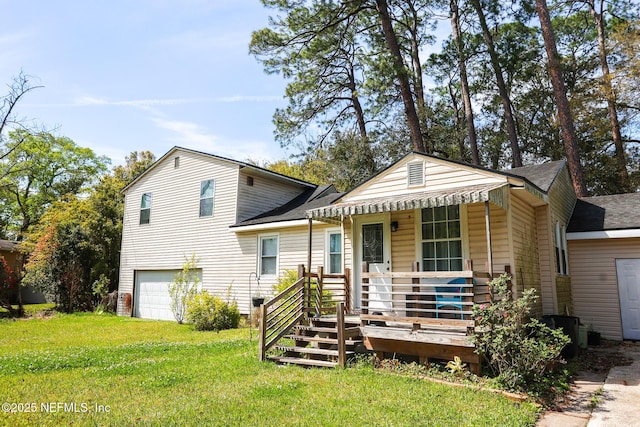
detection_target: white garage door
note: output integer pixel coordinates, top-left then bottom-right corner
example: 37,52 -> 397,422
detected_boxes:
617,259 -> 640,340
134,270 -> 180,321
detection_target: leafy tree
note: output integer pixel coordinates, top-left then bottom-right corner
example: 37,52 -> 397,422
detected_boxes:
0,130 -> 109,239
21,151 -> 156,311
21,197 -> 95,312
0,256 -> 19,316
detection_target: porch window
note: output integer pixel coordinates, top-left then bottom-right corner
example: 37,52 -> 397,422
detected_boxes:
199,179 -> 215,217
554,222 -> 568,275
327,231 -> 342,274
140,192 -> 152,225
421,205 -> 462,271
259,235 -> 278,276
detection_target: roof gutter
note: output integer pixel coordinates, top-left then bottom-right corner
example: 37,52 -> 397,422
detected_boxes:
567,229 -> 640,240
230,219 -> 327,233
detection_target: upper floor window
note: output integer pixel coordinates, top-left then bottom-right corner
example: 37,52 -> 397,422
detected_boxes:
140,193 -> 152,225
421,205 -> 462,271
200,179 -> 215,217
555,222 -> 569,275
259,235 -> 278,276
326,230 -> 342,274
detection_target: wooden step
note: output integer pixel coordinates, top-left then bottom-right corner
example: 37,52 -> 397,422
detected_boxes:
284,334 -> 362,345
275,345 -> 355,357
294,325 -> 339,334
267,355 -> 337,368
294,325 -> 363,338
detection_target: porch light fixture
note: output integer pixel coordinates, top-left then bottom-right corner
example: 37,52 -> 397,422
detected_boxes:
391,221 -> 399,232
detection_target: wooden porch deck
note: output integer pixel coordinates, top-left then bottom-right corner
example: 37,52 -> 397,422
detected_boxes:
258,263 -> 496,374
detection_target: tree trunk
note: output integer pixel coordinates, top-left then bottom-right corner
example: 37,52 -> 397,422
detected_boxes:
589,0 -> 629,190
535,0 -> 588,196
469,0 -> 522,167
451,0 -> 480,165
375,0 -> 426,153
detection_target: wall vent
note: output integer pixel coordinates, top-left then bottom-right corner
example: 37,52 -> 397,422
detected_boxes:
407,162 -> 424,186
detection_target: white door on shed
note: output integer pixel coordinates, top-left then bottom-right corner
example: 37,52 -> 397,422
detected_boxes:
617,259 -> 640,340
134,270 -> 179,321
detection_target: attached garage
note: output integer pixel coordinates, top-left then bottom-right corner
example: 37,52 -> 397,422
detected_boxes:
567,194 -> 640,341
133,270 -> 201,321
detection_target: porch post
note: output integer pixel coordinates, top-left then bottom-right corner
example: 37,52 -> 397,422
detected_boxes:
307,218 -> 313,274
484,201 -> 494,277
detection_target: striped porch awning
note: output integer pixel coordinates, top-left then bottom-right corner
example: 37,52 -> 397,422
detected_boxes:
306,183 -> 509,220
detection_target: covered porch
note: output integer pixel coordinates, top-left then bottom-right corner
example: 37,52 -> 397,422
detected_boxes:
303,184 -> 513,372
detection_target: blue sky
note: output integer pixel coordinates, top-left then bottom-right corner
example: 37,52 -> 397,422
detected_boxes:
0,0 -> 291,166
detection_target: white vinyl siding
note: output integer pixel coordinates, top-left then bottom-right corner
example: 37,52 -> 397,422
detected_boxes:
345,154 -> 506,201
199,179 -> 215,217
236,170 -> 310,222
569,238 -> 640,340
119,150 -> 241,315
259,234 -> 279,276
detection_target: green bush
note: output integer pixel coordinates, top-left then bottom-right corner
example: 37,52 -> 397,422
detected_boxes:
186,291 -> 240,331
471,274 -> 570,392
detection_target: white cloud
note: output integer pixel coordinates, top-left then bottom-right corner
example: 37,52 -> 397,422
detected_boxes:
151,116 -> 277,162
67,95 -> 280,108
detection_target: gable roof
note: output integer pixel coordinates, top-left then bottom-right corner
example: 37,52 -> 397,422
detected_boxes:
339,152 -> 565,201
232,185 -> 342,228
568,193 -> 640,232
123,146 -> 316,193
506,160 -> 566,193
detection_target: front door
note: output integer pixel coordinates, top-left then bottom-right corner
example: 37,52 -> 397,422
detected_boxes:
355,216 -> 391,310
617,259 -> 640,340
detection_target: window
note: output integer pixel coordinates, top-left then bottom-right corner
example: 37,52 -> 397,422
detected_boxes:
174,156 -> 180,168
555,222 -> 569,275
326,230 -> 342,274
259,235 -> 278,276
407,161 -> 424,187
140,193 -> 152,224
421,205 -> 462,271
200,179 -> 215,217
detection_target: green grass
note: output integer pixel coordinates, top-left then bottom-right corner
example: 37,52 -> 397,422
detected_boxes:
0,303 -> 55,318
0,313 -> 540,426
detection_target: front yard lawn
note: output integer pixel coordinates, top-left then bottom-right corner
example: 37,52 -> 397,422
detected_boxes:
0,313 -> 539,426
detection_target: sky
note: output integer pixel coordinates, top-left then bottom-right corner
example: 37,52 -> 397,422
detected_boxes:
0,0 -> 292,166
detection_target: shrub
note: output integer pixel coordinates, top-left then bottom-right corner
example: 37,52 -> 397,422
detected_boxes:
168,254 -> 200,324
186,290 -> 240,331
470,274 -> 570,391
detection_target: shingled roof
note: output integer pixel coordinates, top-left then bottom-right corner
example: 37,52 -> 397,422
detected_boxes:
506,160 -> 566,193
568,193 -> 640,232
232,185 -> 343,227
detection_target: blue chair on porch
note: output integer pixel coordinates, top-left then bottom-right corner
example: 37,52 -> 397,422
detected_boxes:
435,278 -> 466,319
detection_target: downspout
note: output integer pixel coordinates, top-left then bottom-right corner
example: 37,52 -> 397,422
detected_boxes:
485,201 -> 493,277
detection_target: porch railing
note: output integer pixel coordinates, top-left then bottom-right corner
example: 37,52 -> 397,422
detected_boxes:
258,265 -> 351,361
360,261 -> 493,329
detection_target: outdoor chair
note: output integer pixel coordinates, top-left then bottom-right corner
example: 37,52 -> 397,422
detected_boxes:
435,277 -> 466,319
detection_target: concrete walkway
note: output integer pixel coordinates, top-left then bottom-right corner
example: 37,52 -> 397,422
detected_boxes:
588,342 -> 640,427
538,342 -> 640,427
